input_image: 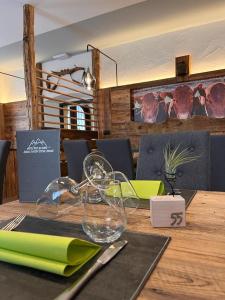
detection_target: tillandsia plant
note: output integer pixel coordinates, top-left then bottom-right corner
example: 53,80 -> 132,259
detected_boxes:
163,144 -> 199,196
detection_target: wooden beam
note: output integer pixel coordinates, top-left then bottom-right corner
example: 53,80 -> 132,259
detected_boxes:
23,4 -> 38,129
92,48 -> 100,90
92,48 -> 101,138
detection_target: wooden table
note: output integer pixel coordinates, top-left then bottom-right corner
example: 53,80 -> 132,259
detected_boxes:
0,191 -> 224,300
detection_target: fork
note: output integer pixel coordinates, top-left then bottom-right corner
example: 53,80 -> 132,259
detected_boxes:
1,214 -> 26,231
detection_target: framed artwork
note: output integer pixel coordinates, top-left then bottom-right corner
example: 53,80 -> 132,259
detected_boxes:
131,76 -> 225,124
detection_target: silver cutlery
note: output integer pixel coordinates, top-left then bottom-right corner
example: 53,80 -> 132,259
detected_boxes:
55,240 -> 128,300
1,214 -> 26,231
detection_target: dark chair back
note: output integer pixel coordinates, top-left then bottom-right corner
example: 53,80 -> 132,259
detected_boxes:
136,131 -> 210,190
63,140 -> 91,182
210,135 -> 225,191
0,140 -> 11,204
96,138 -> 135,179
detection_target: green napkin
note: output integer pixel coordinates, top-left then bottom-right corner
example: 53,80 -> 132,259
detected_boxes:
121,180 -> 165,200
0,231 -> 101,277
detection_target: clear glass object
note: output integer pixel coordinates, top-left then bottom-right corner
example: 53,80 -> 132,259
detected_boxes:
36,177 -> 82,219
83,152 -> 113,190
36,152 -> 113,218
107,171 -> 139,211
82,180 -> 127,243
36,152 -> 139,228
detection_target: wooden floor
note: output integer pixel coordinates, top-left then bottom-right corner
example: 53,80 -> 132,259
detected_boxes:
0,190 -> 224,299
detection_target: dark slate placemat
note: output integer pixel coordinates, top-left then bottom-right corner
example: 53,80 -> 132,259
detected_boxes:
135,189 -> 197,209
0,216 -> 170,300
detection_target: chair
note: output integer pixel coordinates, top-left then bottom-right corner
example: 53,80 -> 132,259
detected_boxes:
63,140 -> 91,182
96,138 -> 135,179
136,131 -> 210,190
0,140 -> 11,204
210,135 -> 225,191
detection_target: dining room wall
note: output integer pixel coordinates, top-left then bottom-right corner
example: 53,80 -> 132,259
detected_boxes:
100,20 -> 225,88
98,73 -> 225,151
98,19 -> 225,150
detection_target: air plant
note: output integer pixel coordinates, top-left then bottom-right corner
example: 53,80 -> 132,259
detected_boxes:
163,144 -> 199,195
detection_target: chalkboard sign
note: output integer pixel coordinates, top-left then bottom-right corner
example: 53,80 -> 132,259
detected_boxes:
16,130 -> 61,202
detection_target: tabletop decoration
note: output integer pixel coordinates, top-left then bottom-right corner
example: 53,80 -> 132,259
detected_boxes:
36,152 -> 140,243
150,194 -> 186,227
36,153 -> 114,219
164,143 -> 199,195
149,144 -> 199,227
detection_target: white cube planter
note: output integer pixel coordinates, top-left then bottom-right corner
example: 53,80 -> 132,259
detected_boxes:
150,195 -> 186,227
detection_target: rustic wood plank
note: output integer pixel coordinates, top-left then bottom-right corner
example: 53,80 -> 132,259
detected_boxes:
97,89 -> 112,136
23,4 -> 38,129
3,150 -> 18,202
0,104 -> 5,139
0,191 -> 224,299
92,48 -> 100,138
3,101 -> 29,148
59,128 -> 98,140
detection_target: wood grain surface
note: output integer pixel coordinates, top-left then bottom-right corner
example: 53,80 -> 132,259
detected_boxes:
0,190 -> 224,300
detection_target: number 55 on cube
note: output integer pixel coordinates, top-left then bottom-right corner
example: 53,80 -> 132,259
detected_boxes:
150,195 -> 186,227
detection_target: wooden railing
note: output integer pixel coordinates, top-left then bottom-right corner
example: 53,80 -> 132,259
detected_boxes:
35,67 -> 99,136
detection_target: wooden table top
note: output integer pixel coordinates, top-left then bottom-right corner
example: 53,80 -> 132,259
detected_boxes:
0,190 -> 224,300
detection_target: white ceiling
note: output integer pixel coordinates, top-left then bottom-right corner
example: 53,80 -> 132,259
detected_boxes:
0,0 -> 144,48
0,0 -> 225,75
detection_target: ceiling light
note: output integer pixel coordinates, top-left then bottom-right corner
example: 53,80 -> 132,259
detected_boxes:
82,67 -> 96,91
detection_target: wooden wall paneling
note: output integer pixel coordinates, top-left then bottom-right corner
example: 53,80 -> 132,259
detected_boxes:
108,83 -> 225,150
3,101 -> 29,148
0,104 -> 5,139
2,101 -> 29,202
60,128 -> 98,141
3,150 -> 18,202
97,89 -> 112,137
111,88 -> 130,124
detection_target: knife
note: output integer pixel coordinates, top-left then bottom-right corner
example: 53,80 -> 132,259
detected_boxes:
54,240 -> 128,300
